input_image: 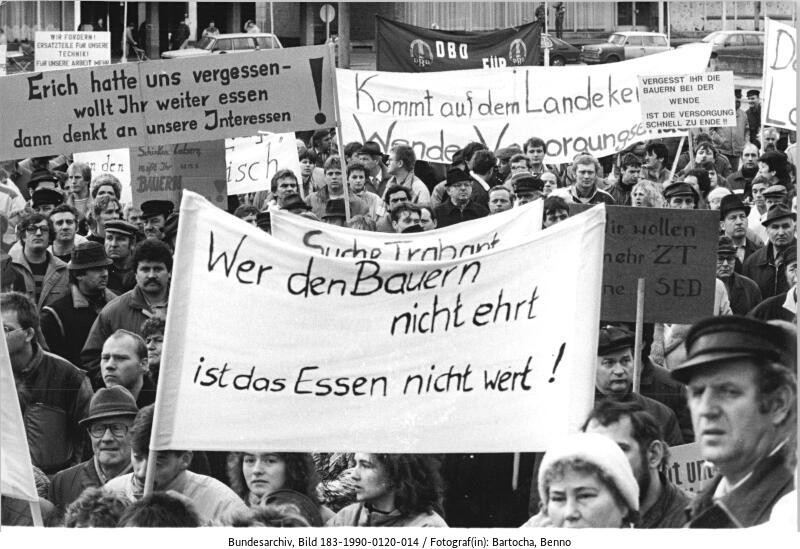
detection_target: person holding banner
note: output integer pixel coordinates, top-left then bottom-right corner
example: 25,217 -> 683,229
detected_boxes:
328,453 -> 447,527
672,316 -> 796,527
104,405 -> 248,525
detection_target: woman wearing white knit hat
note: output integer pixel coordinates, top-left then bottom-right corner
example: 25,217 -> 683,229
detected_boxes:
537,433 -> 639,528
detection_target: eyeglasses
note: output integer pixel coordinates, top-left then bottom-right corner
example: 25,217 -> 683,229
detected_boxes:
88,423 -> 129,438
25,224 -> 49,235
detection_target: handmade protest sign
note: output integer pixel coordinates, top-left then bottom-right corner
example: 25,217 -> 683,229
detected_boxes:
639,71 -> 736,130
664,443 -> 716,494
570,204 -> 718,323
73,148 -> 132,204
270,199 -> 543,261
129,141 -> 227,209
0,322 -> 39,502
151,193 -> 605,452
762,18 -> 797,131
376,16 -> 541,72
0,45 -> 334,160
34,31 -> 110,71
337,45 -> 711,165
225,133 -> 301,195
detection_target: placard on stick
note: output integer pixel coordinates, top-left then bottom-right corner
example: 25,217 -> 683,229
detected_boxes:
638,71 -> 736,130
129,141 -> 227,209
570,204 -> 718,323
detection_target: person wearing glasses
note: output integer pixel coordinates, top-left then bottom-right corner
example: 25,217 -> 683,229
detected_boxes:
1,292 -> 93,476
433,168 -> 489,228
9,212 -> 69,310
716,236 -> 762,316
48,386 -> 139,513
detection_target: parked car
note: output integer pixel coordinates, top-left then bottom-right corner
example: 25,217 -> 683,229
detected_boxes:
161,32 -> 282,59
580,31 -> 670,64
537,34 -> 581,66
679,30 -> 763,72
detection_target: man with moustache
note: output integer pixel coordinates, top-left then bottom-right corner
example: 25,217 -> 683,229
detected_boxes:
41,242 -> 116,366
48,387 -> 139,512
81,239 -> 172,389
140,200 -> 174,242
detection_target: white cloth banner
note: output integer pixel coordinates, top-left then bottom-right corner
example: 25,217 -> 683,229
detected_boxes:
762,19 -> 797,132
336,46 -> 711,165
225,133 -> 302,195
270,199 -> 543,261
151,192 -> 605,452
73,148 -> 132,204
0,320 -> 39,502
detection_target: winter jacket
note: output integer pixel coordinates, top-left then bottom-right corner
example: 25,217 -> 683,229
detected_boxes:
9,246 -> 69,310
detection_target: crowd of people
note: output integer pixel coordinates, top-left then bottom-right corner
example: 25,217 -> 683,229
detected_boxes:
0,101 -> 796,528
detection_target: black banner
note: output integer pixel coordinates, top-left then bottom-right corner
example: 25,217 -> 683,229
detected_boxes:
376,16 -> 542,72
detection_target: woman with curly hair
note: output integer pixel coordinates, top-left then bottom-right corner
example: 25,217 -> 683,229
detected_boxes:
328,453 -> 447,527
227,452 -> 327,525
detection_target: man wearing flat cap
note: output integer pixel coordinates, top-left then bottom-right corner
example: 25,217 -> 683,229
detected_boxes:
595,326 -> 684,446
749,244 -> 797,322
511,174 -> 543,206
718,194 -> 760,272
41,241 -> 117,366
742,204 -> 796,299
716,236 -> 762,316
745,90 -> 761,147
434,168 -> 489,228
31,187 -> 64,217
494,145 -> 522,183
761,184 -> 788,212
104,219 -> 139,294
663,180 -> 700,210
673,316 -> 796,527
140,199 -> 174,241
48,386 -> 139,512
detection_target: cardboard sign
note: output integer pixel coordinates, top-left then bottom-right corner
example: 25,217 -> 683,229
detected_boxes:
639,71 -> 736,130
225,132 -> 301,195
34,31 -> 110,71
336,46 -> 711,165
0,45 -> 335,160
72,148 -> 132,204
270,199 -> 543,260
376,16 -> 542,72
664,442 -> 717,494
570,204 -> 718,323
129,141 -> 227,209
0,321 -> 39,502
762,18 -> 797,131
151,193 -> 605,453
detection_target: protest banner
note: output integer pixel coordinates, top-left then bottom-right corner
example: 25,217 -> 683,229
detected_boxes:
762,18 -> 797,132
664,442 -> 716,494
570,204 -> 718,323
376,16 -> 541,72
270,199 -> 543,261
0,322 -> 39,503
34,31 -> 110,71
151,192 -> 605,453
72,148 -> 132,204
225,132 -> 301,196
337,45 -> 711,165
129,141 -> 227,209
0,45 -> 335,160
639,71 -> 736,130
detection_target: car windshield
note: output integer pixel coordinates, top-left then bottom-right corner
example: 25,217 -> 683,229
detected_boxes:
607,34 -> 626,45
197,37 -> 215,50
703,32 -> 728,45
